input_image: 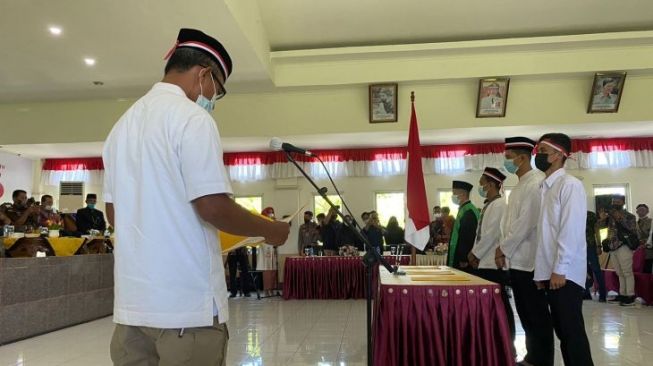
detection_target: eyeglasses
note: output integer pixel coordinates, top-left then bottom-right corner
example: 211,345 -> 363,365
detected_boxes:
200,65 -> 227,100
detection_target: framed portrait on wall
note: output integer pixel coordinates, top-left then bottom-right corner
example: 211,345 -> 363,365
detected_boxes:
369,83 -> 398,123
587,72 -> 626,113
476,78 -> 510,118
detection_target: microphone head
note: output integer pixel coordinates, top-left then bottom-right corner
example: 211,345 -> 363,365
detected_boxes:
269,137 -> 283,151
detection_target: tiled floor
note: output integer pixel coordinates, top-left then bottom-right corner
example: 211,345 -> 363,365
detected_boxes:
0,296 -> 651,365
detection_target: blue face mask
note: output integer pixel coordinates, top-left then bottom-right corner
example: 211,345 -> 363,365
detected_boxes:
88,204 -> 96,210
195,70 -> 218,113
503,158 -> 520,174
478,186 -> 487,198
452,195 -> 461,206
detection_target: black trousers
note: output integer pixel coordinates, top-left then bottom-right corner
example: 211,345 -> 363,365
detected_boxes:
228,252 -> 250,295
475,268 -> 516,343
509,269 -> 554,366
544,281 -> 594,366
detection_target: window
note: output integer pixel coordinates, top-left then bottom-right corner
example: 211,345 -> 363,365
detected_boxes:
593,184 -> 629,211
313,194 -> 343,217
438,189 -> 459,217
235,196 -> 263,214
375,192 -> 405,227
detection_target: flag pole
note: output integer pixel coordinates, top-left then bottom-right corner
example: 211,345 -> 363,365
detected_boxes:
410,91 -> 417,265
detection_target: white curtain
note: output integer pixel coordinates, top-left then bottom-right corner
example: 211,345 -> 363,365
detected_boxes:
41,170 -> 104,187
225,150 -> 653,182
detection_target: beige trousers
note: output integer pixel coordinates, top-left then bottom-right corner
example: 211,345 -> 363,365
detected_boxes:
612,245 -> 635,296
110,317 -> 228,366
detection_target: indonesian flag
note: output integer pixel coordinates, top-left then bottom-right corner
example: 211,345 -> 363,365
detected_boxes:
404,96 -> 431,251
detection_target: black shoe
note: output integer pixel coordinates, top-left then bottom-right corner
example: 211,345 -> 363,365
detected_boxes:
244,293 -> 251,297
229,293 -> 237,298
607,295 -> 623,304
599,297 -> 607,303
620,296 -> 636,307
583,292 -> 592,300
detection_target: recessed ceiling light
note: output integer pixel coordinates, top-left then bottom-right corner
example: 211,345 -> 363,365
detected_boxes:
48,26 -> 62,36
84,58 -> 96,66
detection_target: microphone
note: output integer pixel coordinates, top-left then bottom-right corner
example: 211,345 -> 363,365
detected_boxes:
269,137 -> 316,157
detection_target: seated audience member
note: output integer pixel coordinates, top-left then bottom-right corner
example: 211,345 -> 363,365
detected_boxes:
0,210 -> 10,226
362,211 -> 385,253
340,215 -> 363,251
360,211 -> 370,226
227,247 -> 251,298
384,216 -> 406,253
428,206 -> 445,251
76,194 -> 107,234
636,204 -> 653,273
320,207 -> 343,256
441,206 -> 454,242
0,189 -> 40,231
39,195 -> 62,227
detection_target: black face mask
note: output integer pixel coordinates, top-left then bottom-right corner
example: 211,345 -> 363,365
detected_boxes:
535,153 -> 552,172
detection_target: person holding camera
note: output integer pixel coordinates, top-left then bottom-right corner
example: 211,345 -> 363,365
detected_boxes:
599,195 -> 638,306
0,190 -> 40,232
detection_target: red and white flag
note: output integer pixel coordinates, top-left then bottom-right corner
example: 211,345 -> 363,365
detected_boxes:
404,95 -> 430,251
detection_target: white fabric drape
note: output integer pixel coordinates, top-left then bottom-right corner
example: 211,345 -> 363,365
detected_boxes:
225,150 -> 653,182
40,170 -> 104,186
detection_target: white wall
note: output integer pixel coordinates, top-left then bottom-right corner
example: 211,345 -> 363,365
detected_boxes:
0,150 -> 35,202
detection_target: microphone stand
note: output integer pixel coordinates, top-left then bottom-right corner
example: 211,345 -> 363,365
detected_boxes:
283,151 -> 397,366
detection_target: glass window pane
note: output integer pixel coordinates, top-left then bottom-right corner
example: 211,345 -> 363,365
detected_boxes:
235,196 -> 263,214
438,189 -> 459,217
314,195 -> 343,217
375,192 -> 405,227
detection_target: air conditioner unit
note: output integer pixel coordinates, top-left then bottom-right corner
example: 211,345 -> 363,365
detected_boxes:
275,177 -> 298,190
59,182 -> 84,213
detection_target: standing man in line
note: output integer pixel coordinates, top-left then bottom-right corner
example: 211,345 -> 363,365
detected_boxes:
468,168 -> 515,348
103,28 -> 289,366
496,137 -> 552,366
447,181 -> 479,271
534,133 -> 593,365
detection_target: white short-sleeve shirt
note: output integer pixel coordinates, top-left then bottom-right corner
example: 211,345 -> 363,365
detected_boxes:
103,82 -> 233,328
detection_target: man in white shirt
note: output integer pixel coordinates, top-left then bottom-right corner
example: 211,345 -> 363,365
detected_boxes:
468,167 -> 515,348
534,133 -> 593,366
496,137 -> 553,366
104,28 -> 289,366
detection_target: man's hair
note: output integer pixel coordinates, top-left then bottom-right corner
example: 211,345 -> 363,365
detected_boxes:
164,48 -> 221,78
539,133 -> 572,162
12,190 -> 26,199
442,207 -> 451,214
361,212 -> 369,219
433,206 -> 441,210
316,213 -> 326,219
41,195 -> 53,203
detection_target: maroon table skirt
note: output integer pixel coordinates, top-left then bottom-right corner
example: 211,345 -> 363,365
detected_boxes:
603,269 -> 653,304
374,283 -> 514,366
282,256 -> 411,300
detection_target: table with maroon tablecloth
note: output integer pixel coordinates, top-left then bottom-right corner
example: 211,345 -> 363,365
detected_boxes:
373,266 -> 514,366
282,255 -> 411,300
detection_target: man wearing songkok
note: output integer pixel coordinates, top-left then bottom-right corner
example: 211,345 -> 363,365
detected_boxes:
468,167 -> 515,349
496,137 -> 552,366
75,194 -> 106,234
534,133 -> 593,365
104,28 -> 289,365
447,181 -> 479,271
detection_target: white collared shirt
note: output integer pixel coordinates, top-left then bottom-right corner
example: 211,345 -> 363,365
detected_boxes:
500,169 -> 545,271
534,168 -> 587,288
472,197 -> 506,269
103,82 -> 233,329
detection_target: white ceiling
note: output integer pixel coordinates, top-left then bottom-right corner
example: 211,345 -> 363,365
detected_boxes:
260,0 -> 653,50
3,121 -> 652,159
2,1 -> 652,102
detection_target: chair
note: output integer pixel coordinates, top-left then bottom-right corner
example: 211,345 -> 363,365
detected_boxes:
6,237 -> 56,258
